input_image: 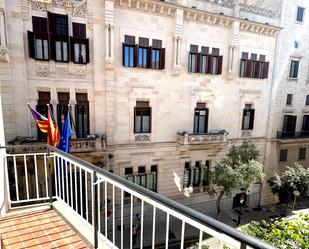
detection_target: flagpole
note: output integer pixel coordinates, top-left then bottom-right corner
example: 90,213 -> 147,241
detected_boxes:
27,103 -> 32,137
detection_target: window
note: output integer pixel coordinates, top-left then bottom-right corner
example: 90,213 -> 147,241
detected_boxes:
296,7 -> 305,22
28,17 -> 49,60
134,101 -> 151,133
194,103 -> 208,134
286,94 -> 293,106
289,60 -> 299,78
70,23 -> 89,64
75,93 -> 89,138
48,12 -> 69,63
183,162 -> 191,189
305,95 -> 309,106
151,49 -> 160,69
282,115 -> 297,138
302,115 -> 309,136
57,92 -> 70,132
210,48 -> 223,75
279,149 -> 288,162
138,37 -> 149,68
123,35 -> 136,67
202,161 -> 210,187
151,39 -> 165,70
37,92 -> 51,141
125,166 -> 157,192
299,148 -> 306,160
242,105 -> 255,130
239,53 -> 269,79
193,162 -> 201,187
188,45 -> 199,73
149,165 -> 157,192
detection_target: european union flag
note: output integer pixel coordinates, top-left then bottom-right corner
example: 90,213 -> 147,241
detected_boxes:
58,112 -> 72,153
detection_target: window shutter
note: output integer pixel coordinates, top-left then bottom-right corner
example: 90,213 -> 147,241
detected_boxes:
249,109 -> 255,129
70,36 -> 75,61
207,55 -> 212,74
27,31 -> 35,58
246,60 -> 252,78
196,53 -> 201,73
239,59 -> 245,77
160,48 -> 165,70
146,47 -> 152,68
85,38 -> 90,63
47,12 -> 55,34
149,107 -> 152,133
133,45 -> 138,67
292,116 -> 297,131
241,109 -> 246,130
73,23 -> 86,39
254,61 -> 260,78
122,43 -> 125,66
217,55 -> 223,75
263,62 -> 269,79
49,34 -> 55,60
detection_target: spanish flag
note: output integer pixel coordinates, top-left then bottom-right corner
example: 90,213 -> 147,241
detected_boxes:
47,105 -> 60,147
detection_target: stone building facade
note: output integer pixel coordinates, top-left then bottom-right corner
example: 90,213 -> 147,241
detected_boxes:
0,0 -> 297,210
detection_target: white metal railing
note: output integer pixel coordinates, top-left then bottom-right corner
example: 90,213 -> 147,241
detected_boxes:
2,145 -> 276,249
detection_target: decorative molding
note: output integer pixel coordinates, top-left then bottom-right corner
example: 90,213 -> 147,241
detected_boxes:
239,21 -> 280,37
31,0 -> 47,11
239,3 -> 277,18
283,107 -> 294,114
21,0 -> 31,20
35,62 -> 50,77
55,64 -> 68,73
241,130 -> 252,138
74,65 -> 87,79
135,134 -> 151,142
87,11 -> 93,29
72,0 -> 87,17
0,47 -> 10,62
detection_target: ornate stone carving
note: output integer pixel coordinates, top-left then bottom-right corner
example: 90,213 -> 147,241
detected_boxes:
53,0 -> 72,7
35,62 -> 50,77
21,0 -> 30,20
31,0 -> 47,11
241,130 -> 252,138
177,131 -> 228,145
135,134 -> 151,142
55,64 -> 68,73
0,47 -> 10,62
53,0 -> 87,17
74,65 -> 87,79
239,3 -> 276,18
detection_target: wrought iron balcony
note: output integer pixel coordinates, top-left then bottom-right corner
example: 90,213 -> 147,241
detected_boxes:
0,144 -> 275,249
177,130 -> 228,145
277,131 -> 309,139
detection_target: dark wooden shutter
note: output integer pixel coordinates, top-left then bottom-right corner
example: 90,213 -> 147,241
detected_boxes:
246,60 -> 252,78
147,47 -> 152,68
249,109 -> 255,129
160,48 -> 165,70
73,23 -> 86,39
133,45 -> 138,67
70,36 -> 75,61
263,62 -> 269,79
33,16 -> 48,34
196,53 -> 201,73
122,43 -> 125,66
207,55 -> 212,74
49,34 -> 55,60
254,61 -> 260,78
47,12 -> 55,34
27,31 -> 35,58
217,55 -> 223,75
85,38 -> 90,63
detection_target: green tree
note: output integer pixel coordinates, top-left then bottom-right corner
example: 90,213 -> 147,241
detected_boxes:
210,141 -> 264,220
241,213 -> 309,249
268,163 -> 309,215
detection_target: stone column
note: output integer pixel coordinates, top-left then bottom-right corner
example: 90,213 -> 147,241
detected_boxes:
173,8 -> 183,75
0,4 -> 9,62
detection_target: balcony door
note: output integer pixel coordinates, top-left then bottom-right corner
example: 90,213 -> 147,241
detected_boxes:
282,115 -> 297,137
194,103 -> 208,134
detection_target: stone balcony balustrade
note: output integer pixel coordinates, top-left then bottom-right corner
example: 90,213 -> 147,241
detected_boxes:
177,130 -> 229,145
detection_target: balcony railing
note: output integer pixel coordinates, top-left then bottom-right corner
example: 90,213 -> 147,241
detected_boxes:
277,131 -> 309,139
177,130 -> 228,145
1,144 -> 275,249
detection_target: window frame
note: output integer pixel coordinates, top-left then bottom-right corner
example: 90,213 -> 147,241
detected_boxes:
279,149 -> 288,162
296,6 -> 305,23
242,108 -> 255,130
75,93 -> 90,139
54,37 -> 69,63
298,148 -> 306,161
193,107 -> 209,134
289,59 -> 300,79
306,95 -> 309,106
188,52 -> 198,73
286,94 -> 293,106
138,46 -> 148,68
134,104 -> 151,134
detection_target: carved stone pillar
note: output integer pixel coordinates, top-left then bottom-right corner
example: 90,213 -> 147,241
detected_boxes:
105,1 -> 115,69
0,6 -> 9,62
226,20 -> 240,80
173,8 -> 183,75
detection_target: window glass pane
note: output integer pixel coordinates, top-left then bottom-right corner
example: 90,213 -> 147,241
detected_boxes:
198,116 -> 205,133
142,116 -> 150,132
74,43 -> 79,62
135,116 -> 141,132
297,7 -> 305,22
138,47 -> 143,67
55,41 -> 61,61
129,47 -> 134,67
83,112 -> 88,138
63,42 -> 68,61
81,44 -> 86,63
244,114 -> 250,130
212,56 -> 218,74
55,16 -> 68,36
140,174 -> 146,188
203,165 -> 210,186
43,40 -> 48,60
201,55 -> 207,74
194,115 -> 198,133
124,46 -> 129,67
191,54 -> 196,72
183,168 -> 191,188
240,60 -> 246,76
193,167 -> 200,187
35,39 -> 43,59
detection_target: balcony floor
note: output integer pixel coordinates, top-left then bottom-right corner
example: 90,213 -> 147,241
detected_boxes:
0,208 -> 90,249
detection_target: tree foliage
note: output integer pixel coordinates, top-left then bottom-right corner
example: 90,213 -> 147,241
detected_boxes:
241,213 -> 309,249
210,141 -> 265,219
268,163 -> 309,202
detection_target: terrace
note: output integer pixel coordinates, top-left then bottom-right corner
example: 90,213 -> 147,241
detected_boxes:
0,144 -> 275,249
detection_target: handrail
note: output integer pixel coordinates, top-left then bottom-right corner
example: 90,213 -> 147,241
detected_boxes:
0,144 -> 276,249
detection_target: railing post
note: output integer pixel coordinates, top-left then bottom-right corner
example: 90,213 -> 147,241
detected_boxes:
93,171 -> 98,249
47,147 -> 53,210
240,242 -> 247,249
